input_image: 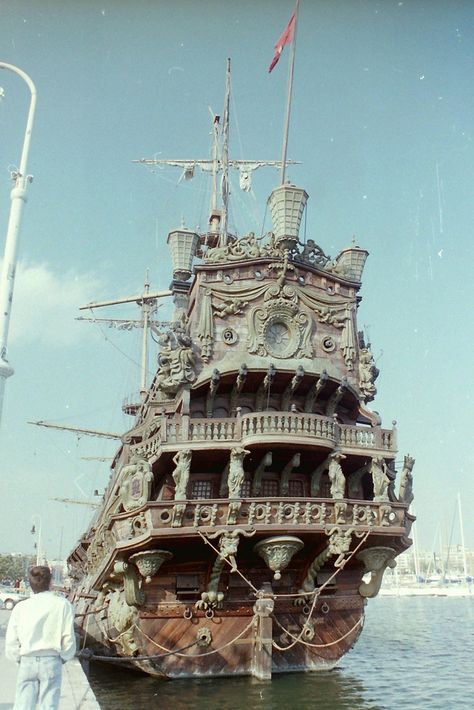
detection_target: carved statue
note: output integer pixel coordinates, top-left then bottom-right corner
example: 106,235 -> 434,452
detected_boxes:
155,318 -> 197,396
371,456 -> 390,502
213,298 -> 249,318
206,232 -> 261,263
227,447 -> 250,498
328,452 -> 346,499
358,346 -> 379,402
297,239 -> 330,267
196,529 -> 255,609
172,449 -> 192,500
398,454 -> 415,505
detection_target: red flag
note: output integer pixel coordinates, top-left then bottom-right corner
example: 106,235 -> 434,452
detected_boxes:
268,10 -> 297,73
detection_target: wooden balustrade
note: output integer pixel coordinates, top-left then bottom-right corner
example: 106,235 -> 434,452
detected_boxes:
111,497 -> 407,541
130,411 -> 395,457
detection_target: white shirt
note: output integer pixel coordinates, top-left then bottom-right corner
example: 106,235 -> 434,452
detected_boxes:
5,591 -> 76,663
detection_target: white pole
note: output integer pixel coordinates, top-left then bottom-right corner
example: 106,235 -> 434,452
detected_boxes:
140,274 -> 150,399
32,516 -> 43,566
0,63 -> 37,428
280,0 -> 300,185
457,492 -> 468,582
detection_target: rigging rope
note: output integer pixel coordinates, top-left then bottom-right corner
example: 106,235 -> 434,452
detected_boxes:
195,528 -> 260,595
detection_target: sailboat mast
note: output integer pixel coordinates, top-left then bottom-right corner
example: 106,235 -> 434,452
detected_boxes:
219,58 -> 231,246
140,272 -> 151,399
457,492 -> 469,581
280,0 -> 300,185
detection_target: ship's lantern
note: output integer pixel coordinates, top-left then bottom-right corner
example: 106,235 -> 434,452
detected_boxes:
167,228 -> 200,281
268,183 -> 308,251
334,245 -> 369,282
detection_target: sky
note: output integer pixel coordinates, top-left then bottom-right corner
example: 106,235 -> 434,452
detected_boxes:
0,0 -> 473,562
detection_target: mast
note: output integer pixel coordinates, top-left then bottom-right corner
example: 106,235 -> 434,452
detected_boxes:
28,421 -> 122,439
458,492 -> 468,582
79,276 -> 172,405
280,0 -> 300,185
219,58 -> 231,246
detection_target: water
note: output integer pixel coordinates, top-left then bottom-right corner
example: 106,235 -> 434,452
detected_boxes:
89,597 -> 474,709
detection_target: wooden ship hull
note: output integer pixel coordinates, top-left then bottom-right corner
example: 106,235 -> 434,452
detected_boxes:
69,58 -> 416,679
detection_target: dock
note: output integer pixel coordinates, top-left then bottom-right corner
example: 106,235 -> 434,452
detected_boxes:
0,609 -> 100,709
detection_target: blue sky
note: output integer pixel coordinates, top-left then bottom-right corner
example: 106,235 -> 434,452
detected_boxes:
0,0 -> 473,560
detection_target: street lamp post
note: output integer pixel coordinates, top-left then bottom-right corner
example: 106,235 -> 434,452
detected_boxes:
0,62 -> 37,428
31,516 -> 43,566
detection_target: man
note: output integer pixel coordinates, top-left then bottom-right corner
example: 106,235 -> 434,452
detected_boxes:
5,565 -> 76,709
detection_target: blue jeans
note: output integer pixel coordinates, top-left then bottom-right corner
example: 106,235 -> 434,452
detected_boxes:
14,656 -> 62,710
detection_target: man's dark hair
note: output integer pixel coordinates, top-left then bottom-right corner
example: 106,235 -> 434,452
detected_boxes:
28,566 -> 51,593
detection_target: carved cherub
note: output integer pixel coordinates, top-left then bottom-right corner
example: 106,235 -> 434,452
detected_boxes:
214,298 -> 249,318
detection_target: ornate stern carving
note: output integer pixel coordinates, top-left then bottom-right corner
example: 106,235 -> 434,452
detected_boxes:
119,457 -> 153,512
295,527 -> 356,605
248,284 -> 313,360
398,454 -> 415,506
109,560 -> 145,607
254,535 -> 304,581
227,447 -> 250,498
356,546 -> 397,598
370,456 -> 390,502
328,451 -> 347,499
172,449 -> 192,500
105,586 -> 140,657
358,341 -> 379,403
196,529 -> 255,610
155,318 -> 197,396
129,549 -> 173,584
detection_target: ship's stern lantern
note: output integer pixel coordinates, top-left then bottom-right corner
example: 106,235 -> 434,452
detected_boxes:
334,244 -> 369,282
268,183 -> 308,251
167,227 -> 200,281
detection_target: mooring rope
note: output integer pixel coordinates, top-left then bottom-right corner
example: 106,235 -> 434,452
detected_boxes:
269,529 -> 371,651
272,615 -> 364,651
133,616 -> 256,658
78,640 -> 198,663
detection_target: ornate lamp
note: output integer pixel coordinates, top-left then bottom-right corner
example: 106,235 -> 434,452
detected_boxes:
333,243 -> 369,282
167,227 -> 200,281
129,549 -> 173,584
254,535 -> 304,580
268,183 -> 308,251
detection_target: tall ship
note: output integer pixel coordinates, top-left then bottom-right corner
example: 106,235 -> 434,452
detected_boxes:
67,56 -> 415,679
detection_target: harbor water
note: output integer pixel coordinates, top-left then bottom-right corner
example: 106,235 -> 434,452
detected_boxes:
88,596 -> 474,709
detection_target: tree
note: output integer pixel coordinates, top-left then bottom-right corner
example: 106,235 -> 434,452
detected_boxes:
0,554 -> 35,583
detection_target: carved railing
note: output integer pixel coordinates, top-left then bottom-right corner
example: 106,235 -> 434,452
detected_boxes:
110,498 -> 407,544
175,412 -> 393,451
130,411 -> 396,457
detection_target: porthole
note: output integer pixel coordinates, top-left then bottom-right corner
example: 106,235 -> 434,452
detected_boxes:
222,327 -> 238,345
255,269 -> 264,281
223,273 -> 234,285
322,337 -> 336,352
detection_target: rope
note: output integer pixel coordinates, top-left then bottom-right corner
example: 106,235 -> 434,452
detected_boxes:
133,617 -> 256,658
272,615 -> 363,651
269,529 -> 371,651
195,528 -> 260,595
75,605 -> 108,618
78,640 -> 198,663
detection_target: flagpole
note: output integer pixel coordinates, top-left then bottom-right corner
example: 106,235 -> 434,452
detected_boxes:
280,0 -> 300,185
